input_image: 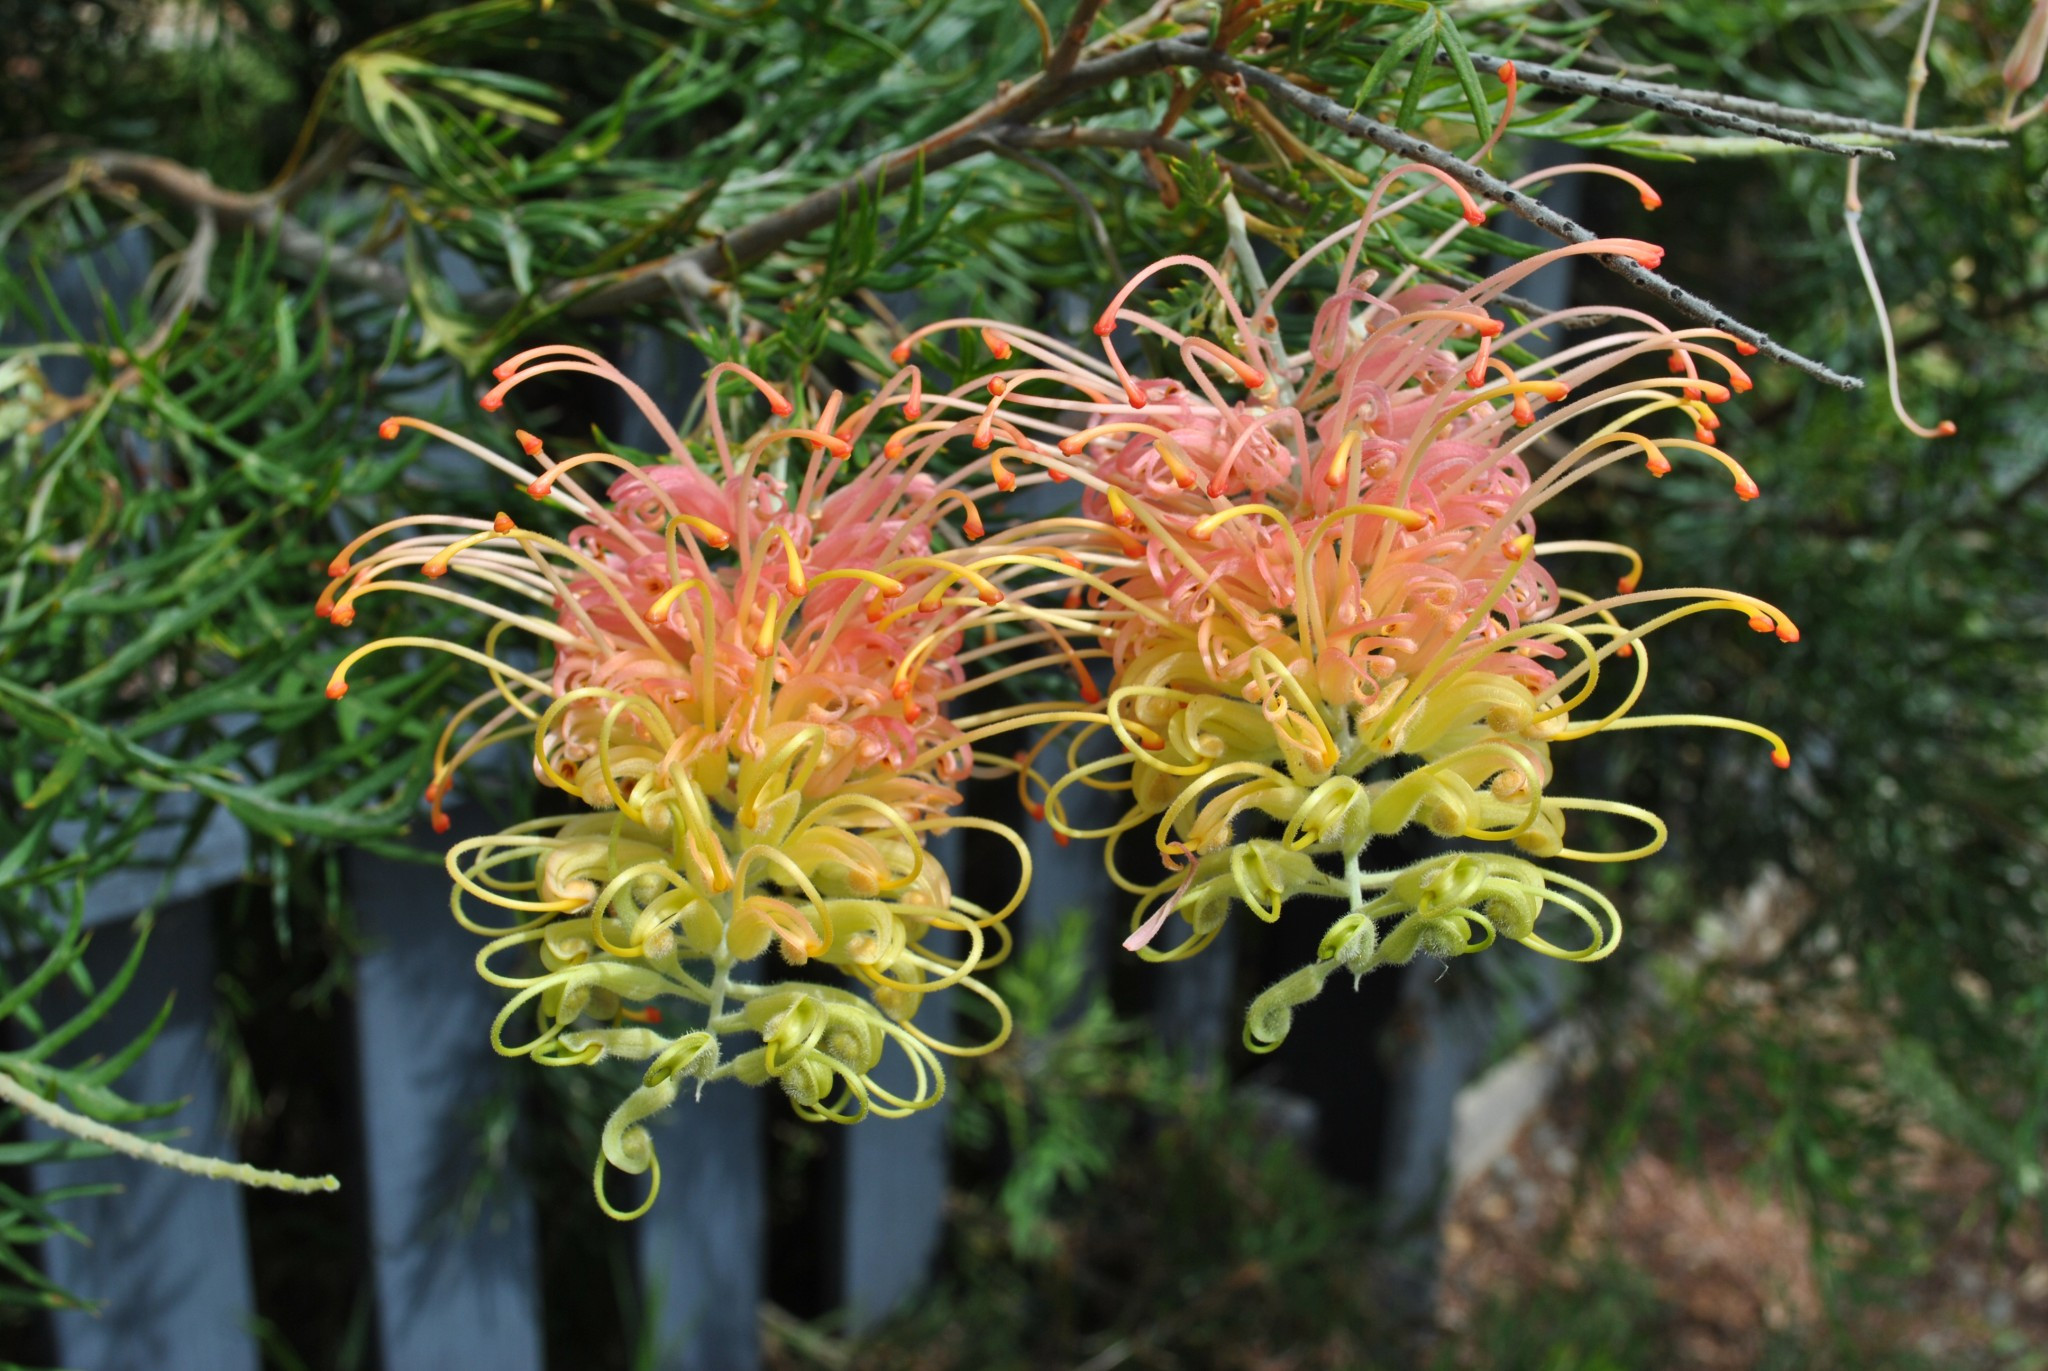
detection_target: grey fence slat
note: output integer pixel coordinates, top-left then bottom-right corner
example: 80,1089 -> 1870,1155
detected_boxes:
635,1085 -> 765,1369
31,898 -> 262,1371
348,836 -> 545,1371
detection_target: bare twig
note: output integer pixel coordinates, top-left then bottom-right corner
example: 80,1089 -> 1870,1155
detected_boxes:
1159,42 -> 1862,390
1046,0 -> 1110,84
1602,77 -> 2006,150
1457,51 -> 1895,159
76,150 -> 409,304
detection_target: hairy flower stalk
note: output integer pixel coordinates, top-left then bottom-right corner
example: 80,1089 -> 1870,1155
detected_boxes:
321,346 -> 1098,1217
952,167 -> 1798,1051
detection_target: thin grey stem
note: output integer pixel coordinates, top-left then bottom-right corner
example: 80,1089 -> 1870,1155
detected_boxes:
1160,43 -> 1863,391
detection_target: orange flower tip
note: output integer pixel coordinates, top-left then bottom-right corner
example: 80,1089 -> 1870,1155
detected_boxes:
890,344 -> 911,365
1617,575 -> 1640,594
378,417 -> 402,440
325,679 -> 349,700
1615,642 -> 1635,659
1771,747 -> 1792,770
329,606 -> 355,627
1734,477 -> 1760,501
325,557 -> 350,578
1052,830 -> 1070,848
883,440 -> 905,461
994,472 -> 1017,493
644,605 -> 669,625
1633,248 -> 1664,269
431,811 -> 452,834
902,401 -> 922,421
902,700 -> 922,724
423,783 -> 443,802
1462,208 -> 1487,226
1532,381 -> 1569,400
1025,803 -> 1046,822
1646,455 -> 1672,476
971,431 -> 992,450
1480,319 -> 1504,338
315,602 -> 333,620
977,588 -> 1002,606
1775,623 -> 1800,644
964,516 -> 986,540
987,377 -> 1007,397
1511,398 -> 1535,426
1141,736 -> 1166,752
1508,533 -> 1536,560
1683,387 -> 1702,402
1093,316 -> 1116,337
423,560 -> 450,579
1175,471 -> 1198,490
1640,192 -> 1662,211
641,1008 -> 664,1025
1499,61 -> 1516,84
493,512 -> 516,534
1696,428 -> 1719,447
1465,365 -> 1487,388
1731,374 -> 1753,393
526,479 -> 554,499
1123,387 -> 1149,410
1667,354 -> 1686,374
1734,339 -> 1759,356
889,678 -> 911,700
1747,613 -> 1775,633
1048,468 -> 1070,483
825,438 -> 852,458
492,361 -> 517,380
1935,420 -> 1957,437
1080,680 -> 1102,704
479,393 -> 504,412
515,429 -> 544,456
1057,436 -> 1086,456
1206,477 -> 1229,499
1700,382 -> 1732,404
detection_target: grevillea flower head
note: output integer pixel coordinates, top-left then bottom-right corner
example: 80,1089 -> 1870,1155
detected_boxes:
945,164 -> 1798,1051
321,346 -> 1095,1217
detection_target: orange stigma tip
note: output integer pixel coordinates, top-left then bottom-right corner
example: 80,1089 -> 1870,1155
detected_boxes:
1748,613 -> 1775,633
1634,248 -> 1664,269
883,440 -> 904,461
981,329 -> 1012,359
1734,339 -> 1759,356
1499,61 -> 1516,83
890,344 -> 910,365
516,430 -> 544,456
329,606 -> 355,627
1646,455 -> 1671,476
526,480 -> 553,499
492,362 -> 516,380
1052,831 -> 1070,848
479,394 -> 503,412
1026,803 -> 1046,822
1058,436 -> 1086,456
1615,643 -> 1635,659
903,402 -> 922,421
1141,736 -> 1166,751
1734,477 -> 1760,500
1617,576 -> 1640,594
977,588 -> 1002,606
1936,420 -> 1957,437
1731,374 -> 1753,393
1668,354 -> 1686,374
1466,365 -> 1487,388
1775,624 -> 1800,643
902,699 -> 922,724
423,560 -> 449,579
326,558 -> 349,578
378,418 -> 401,440
431,812 -> 452,834
1700,383 -> 1732,404
325,680 -> 348,700
1093,316 -> 1116,337
493,512 -> 515,534
1696,428 -> 1719,447
1080,680 -> 1102,704
964,516 -> 985,540
1772,749 -> 1791,770
988,377 -> 1007,397
315,602 -> 333,619
1641,192 -> 1662,210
